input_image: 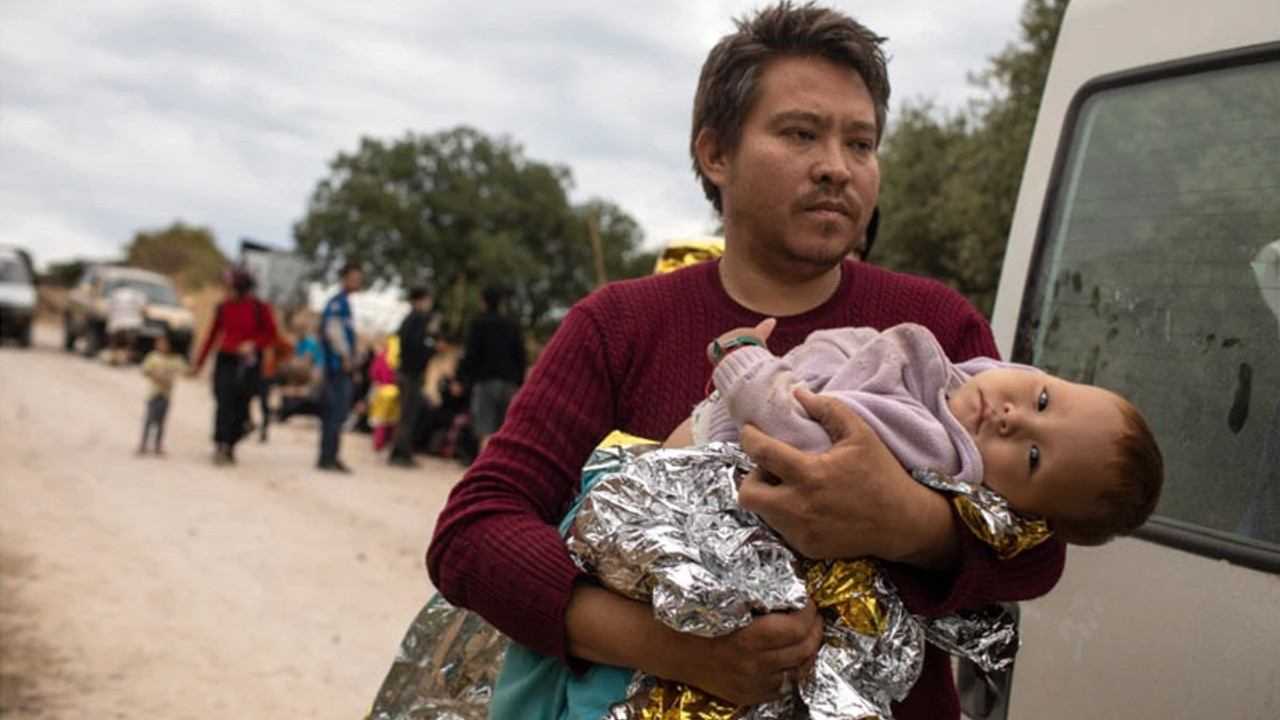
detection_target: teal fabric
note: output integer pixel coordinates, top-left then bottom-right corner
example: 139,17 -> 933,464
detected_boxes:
487,448 -> 638,720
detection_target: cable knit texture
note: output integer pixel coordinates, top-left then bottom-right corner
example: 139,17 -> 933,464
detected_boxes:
426,258 -> 1066,720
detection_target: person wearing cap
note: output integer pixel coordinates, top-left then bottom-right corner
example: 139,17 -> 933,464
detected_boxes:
190,266 -> 280,465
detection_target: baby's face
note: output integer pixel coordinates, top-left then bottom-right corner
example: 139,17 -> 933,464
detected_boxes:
947,368 -> 1124,524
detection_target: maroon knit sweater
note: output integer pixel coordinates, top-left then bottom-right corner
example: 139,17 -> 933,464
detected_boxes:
427,258 -> 1065,719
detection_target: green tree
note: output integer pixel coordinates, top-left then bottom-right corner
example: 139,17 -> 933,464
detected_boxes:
293,126 -> 652,337
876,0 -> 1068,316
45,258 -> 92,287
124,221 -> 228,288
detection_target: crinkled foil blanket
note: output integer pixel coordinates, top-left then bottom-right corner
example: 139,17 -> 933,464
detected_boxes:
369,444 -> 1021,720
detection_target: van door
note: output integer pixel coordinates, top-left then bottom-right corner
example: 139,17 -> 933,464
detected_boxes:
996,44 -> 1280,719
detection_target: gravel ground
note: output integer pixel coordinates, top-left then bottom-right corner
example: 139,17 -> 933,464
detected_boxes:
0,324 -> 464,719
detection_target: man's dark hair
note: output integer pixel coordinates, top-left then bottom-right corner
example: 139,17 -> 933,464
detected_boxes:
339,262 -> 361,278
690,1 -> 890,214
407,286 -> 429,303
482,286 -> 504,312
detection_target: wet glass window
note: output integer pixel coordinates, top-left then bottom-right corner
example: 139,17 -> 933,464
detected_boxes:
1019,59 -> 1280,552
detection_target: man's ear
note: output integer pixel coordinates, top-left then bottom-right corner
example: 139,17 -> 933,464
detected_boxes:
694,127 -> 730,189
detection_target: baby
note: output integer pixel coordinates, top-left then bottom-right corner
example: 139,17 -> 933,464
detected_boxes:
677,319 -> 1164,547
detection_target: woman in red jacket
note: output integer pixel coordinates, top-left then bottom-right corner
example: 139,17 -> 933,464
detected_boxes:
190,267 -> 279,465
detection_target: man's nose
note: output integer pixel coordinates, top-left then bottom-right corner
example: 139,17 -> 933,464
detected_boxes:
811,141 -> 852,188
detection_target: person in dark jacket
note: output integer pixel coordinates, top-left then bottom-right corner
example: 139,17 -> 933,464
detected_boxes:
389,286 -> 439,467
453,286 -> 525,452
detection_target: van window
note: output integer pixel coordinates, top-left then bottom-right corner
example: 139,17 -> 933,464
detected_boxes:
1018,58 -> 1280,553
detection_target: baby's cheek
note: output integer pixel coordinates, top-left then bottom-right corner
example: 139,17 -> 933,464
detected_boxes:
978,445 -> 1023,496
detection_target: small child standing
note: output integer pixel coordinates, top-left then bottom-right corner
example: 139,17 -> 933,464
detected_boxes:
139,332 -> 189,456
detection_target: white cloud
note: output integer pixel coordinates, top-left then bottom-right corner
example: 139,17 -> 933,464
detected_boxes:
0,0 -> 1024,270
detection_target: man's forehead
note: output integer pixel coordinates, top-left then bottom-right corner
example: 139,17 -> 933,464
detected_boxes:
755,57 -> 874,109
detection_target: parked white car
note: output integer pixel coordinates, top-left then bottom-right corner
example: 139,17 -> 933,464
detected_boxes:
0,246 -> 37,347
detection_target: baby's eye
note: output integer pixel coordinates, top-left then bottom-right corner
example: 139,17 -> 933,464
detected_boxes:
1037,389 -> 1049,412
1029,445 -> 1041,472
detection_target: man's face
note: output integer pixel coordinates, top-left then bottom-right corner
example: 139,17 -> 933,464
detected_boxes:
705,55 -> 880,280
947,368 -> 1126,525
342,269 -> 363,293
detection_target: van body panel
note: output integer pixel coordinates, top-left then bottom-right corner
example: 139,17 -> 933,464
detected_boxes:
1011,540 -> 1280,718
988,0 -> 1280,717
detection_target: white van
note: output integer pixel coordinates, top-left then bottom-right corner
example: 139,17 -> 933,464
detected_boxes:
977,0 -> 1280,717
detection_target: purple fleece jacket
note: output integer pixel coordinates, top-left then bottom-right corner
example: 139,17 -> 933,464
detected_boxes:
700,323 -> 1017,486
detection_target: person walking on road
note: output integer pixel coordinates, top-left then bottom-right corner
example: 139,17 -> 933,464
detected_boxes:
389,286 -> 439,467
137,331 -> 188,456
317,262 -> 362,473
190,267 -> 279,466
453,286 -> 525,453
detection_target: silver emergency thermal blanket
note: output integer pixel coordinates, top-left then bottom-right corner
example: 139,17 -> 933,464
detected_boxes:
912,468 -> 1052,561
367,593 -> 507,720
367,443 -> 1021,720
569,443 -> 1019,720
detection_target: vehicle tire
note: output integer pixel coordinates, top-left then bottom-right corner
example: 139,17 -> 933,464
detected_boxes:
19,326 -> 33,348
84,322 -> 105,358
63,315 -> 76,352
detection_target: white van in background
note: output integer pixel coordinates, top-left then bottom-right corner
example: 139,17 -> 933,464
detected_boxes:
976,0 -> 1280,717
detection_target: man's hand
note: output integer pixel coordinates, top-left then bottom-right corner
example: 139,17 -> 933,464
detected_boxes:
675,601 -> 821,705
738,388 -> 960,570
566,583 -> 820,706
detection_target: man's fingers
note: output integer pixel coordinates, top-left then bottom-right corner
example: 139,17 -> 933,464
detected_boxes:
739,424 -> 814,486
737,467 -> 787,516
792,387 -> 871,445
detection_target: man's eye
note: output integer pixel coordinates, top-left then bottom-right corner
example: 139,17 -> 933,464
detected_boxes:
1037,389 -> 1049,411
785,128 -> 815,141
1029,445 -> 1040,471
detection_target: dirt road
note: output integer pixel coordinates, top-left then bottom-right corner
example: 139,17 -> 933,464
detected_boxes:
0,325 -> 463,719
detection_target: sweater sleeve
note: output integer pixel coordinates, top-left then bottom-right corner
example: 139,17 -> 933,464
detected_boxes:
711,330 -> 866,454
885,526 -> 1066,615
426,303 -> 618,665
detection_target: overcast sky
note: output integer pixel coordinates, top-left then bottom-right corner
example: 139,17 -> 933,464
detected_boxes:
0,0 -> 1026,270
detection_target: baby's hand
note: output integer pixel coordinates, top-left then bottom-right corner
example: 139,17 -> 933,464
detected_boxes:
707,317 -> 776,364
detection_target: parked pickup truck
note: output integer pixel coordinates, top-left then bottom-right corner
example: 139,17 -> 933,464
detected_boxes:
64,265 -> 196,359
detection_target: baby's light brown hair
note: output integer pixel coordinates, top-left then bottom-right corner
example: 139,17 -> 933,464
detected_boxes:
1051,397 -> 1164,546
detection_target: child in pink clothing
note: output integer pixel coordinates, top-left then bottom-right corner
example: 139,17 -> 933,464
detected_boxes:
367,340 -> 400,452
